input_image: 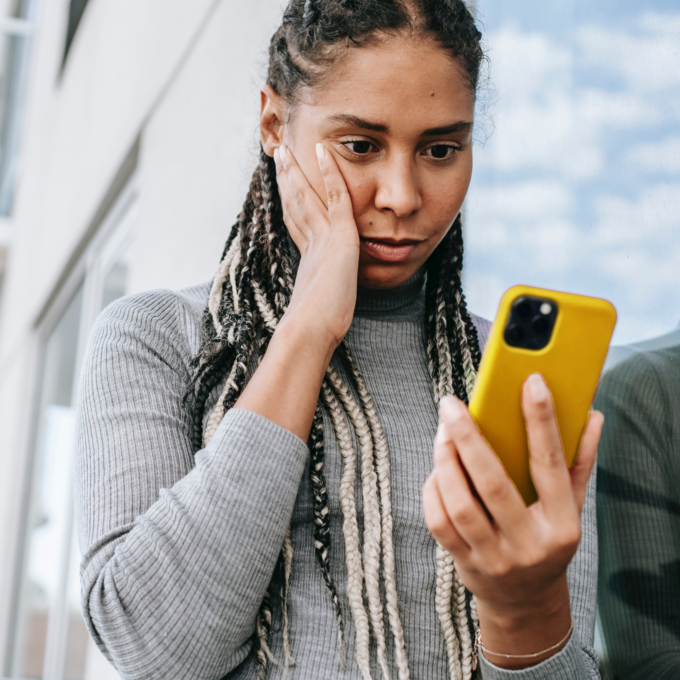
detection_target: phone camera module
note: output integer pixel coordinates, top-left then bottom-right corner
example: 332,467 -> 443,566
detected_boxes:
515,301 -> 532,318
532,316 -> 550,335
504,296 -> 558,350
506,324 -> 526,344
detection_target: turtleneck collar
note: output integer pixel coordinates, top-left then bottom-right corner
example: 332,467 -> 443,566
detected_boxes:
354,268 -> 426,316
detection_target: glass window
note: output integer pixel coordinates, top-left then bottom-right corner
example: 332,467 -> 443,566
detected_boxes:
0,0 -> 38,215
8,187 -> 134,680
12,284 -> 84,679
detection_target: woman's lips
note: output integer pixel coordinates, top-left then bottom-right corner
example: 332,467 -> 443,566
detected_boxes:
360,238 -> 419,263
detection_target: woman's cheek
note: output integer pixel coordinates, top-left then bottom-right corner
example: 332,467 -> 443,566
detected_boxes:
343,174 -> 377,229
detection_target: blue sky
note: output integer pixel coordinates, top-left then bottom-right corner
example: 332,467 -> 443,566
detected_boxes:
464,0 -> 680,344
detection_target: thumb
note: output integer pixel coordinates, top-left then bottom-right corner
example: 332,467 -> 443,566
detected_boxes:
569,410 -> 603,512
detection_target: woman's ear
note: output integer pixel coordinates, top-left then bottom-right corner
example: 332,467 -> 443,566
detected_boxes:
260,85 -> 285,157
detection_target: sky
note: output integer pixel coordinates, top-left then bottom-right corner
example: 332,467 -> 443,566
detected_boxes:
464,0 -> 680,345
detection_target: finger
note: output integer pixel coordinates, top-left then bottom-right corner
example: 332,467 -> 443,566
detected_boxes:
432,420 -> 498,549
274,148 -> 307,246
439,396 -> 528,533
316,143 -> 355,228
569,410 -> 602,511
279,144 -> 329,232
522,374 -> 574,517
423,472 -> 471,557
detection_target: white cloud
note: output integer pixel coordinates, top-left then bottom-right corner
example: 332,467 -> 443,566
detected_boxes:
626,135 -> 680,175
593,182 -> 680,246
578,14 -> 680,92
468,180 -> 572,223
466,14 -> 680,345
598,245 -> 680,306
466,180 -> 583,272
475,17 -> 677,179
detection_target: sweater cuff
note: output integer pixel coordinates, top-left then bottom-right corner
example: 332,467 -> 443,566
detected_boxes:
478,633 -> 586,679
205,406 -> 309,483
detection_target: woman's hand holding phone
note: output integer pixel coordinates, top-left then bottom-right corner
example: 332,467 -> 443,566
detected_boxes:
423,374 -> 603,669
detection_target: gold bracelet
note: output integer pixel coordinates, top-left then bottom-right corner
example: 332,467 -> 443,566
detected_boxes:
471,623 -> 573,670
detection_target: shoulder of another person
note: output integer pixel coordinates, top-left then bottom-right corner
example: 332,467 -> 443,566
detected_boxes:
471,314 -> 492,350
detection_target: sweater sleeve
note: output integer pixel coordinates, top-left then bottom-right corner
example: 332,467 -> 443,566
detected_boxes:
595,352 -> 680,680
75,291 -> 309,680
477,467 -> 600,679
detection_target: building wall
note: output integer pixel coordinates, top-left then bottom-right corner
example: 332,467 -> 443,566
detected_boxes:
0,0 -> 285,675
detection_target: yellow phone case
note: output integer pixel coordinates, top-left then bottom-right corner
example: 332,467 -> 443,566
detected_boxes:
468,285 -> 617,505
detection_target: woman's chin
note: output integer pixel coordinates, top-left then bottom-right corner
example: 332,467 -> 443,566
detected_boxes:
357,261 -> 421,289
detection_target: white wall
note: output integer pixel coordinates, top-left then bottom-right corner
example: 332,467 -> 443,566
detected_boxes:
129,0 -> 285,295
0,0 -> 286,674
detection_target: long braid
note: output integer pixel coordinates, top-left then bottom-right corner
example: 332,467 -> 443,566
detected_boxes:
321,381 -> 371,678
426,219 -> 482,679
341,343 -> 410,680
187,1 -> 485,676
326,365 -> 390,680
308,404 -> 347,661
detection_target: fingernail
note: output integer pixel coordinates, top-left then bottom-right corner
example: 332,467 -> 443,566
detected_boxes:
440,395 -> 464,421
528,373 -> 548,402
436,421 -> 448,442
273,148 -> 280,164
316,142 -> 326,162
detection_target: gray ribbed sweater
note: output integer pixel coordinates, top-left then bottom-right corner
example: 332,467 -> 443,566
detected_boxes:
75,275 -> 599,680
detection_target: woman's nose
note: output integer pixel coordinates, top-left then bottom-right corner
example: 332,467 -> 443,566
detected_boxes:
374,158 -> 422,217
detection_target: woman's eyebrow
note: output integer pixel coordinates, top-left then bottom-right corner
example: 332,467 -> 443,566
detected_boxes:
326,114 -> 388,132
422,121 -> 473,136
324,114 -> 473,137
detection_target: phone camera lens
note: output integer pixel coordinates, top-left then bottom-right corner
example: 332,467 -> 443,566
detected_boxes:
532,316 -> 550,335
515,301 -> 532,318
507,324 -> 526,344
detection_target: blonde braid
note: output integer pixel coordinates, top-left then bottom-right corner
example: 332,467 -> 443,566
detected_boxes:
321,381 -> 371,679
453,569 -> 474,680
326,366 -> 390,680
436,544 -> 463,680
341,344 -> 410,680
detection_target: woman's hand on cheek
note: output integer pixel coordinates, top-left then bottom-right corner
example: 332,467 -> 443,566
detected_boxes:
274,143 -> 360,353
422,374 -> 603,668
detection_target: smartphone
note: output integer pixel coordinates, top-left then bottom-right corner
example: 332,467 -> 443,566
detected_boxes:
468,285 -> 617,505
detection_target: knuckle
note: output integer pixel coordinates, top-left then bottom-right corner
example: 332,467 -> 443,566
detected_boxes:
426,515 -> 449,541
454,424 -> 475,448
294,188 -> 306,209
540,446 -> 565,469
326,187 -> 343,205
517,547 -> 547,570
450,502 -> 476,529
559,523 -> 582,551
532,400 -> 553,422
479,474 -> 509,502
487,558 -> 512,579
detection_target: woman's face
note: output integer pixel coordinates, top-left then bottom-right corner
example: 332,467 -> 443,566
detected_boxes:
261,36 -> 475,289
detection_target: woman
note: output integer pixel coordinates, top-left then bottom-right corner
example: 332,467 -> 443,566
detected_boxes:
76,1 -> 602,678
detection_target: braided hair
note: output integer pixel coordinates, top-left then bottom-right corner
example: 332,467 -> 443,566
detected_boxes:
187,2 -> 485,678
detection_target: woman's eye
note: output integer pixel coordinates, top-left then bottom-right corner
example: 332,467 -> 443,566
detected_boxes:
426,144 -> 458,159
343,140 -> 373,155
